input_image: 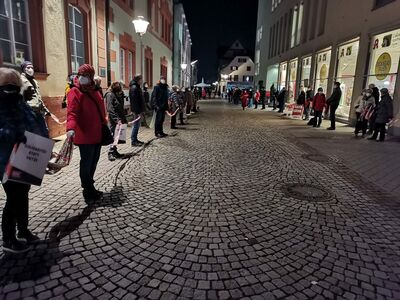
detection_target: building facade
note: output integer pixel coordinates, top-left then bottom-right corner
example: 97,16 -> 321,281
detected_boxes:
172,0 -> 191,87
0,0 -> 173,137
255,0 -> 400,135
220,56 -> 255,93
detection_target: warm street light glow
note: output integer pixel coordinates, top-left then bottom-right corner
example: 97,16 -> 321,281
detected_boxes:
181,63 -> 188,70
190,60 -> 198,65
132,16 -> 149,36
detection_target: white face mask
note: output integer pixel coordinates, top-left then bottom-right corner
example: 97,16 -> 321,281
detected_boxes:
160,79 -> 166,84
144,85 -> 148,88
25,68 -> 34,77
318,91 -> 322,94
79,76 -> 90,86
366,93 -> 371,97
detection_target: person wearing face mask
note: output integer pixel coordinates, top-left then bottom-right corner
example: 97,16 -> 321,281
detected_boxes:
368,88 -> 393,142
94,76 -> 103,98
20,61 -> 50,138
312,87 -> 326,128
105,81 -> 127,161
129,75 -> 145,146
0,67 -> 50,253
66,64 -> 107,202
169,85 -> 180,129
151,76 -> 169,137
354,89 -> 375,137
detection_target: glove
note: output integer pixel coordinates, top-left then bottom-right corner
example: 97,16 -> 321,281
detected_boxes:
67,130 -> 75,137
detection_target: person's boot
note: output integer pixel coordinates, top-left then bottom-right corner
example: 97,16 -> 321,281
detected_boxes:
113,148 -> 124,158
3,239 -> 31,254
108,151 -> 116,161
17,230 -> 40,243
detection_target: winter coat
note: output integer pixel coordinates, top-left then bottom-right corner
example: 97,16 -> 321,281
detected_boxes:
0,96 -> 48,178
169,91 -> 180,112
372,87 -> 380,107
260,89 -> 266,101
129,80 -> 145,115
20,73 -> 49,115
151,83 -> 169,111
241,92 -> 249,107
375,94 -> 393,124
143,89 -> 151,111
313,93 -> 326,112
354,95 -> 375,113
277,90 -> 286,104
297,92 -> 306,105
66,86 -> 106,145
185,91 -> 193,106
327,87 -> 342,108
105,90 -> 127,125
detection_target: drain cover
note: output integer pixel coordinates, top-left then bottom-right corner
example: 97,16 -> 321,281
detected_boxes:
282,183 -> 334,202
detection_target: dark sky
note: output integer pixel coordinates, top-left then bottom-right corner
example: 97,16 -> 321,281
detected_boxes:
181,0 -> 259,83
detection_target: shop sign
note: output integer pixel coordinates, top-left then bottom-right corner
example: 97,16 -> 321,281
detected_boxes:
291,105 -> 304,119
375,52 -> 392,80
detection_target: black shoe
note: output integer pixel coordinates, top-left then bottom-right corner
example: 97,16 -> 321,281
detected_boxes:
113,149 -> 124,158
3,240 -> 31,254
171,126 -> 178,129
108,152 -> 116,161
367,137 -> 376,141
326,127 -> 335,130
83,189 -> 101,201
17,230 -> 40,243
131,141 -> 144,147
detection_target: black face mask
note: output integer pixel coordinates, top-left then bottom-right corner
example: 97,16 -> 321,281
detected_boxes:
0,84 -> 21,101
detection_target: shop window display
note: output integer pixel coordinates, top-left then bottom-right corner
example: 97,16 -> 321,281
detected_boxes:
314,49 -> 331,94
335,40 -> 360,118
278,61 -> 288,90
367,28 -> 400,96
288,58 -> 298,101
300,55 -> 312,92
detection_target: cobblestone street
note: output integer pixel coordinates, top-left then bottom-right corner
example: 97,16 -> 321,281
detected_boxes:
1,100 -> 400,300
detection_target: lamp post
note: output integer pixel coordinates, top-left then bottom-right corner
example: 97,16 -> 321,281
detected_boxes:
132,16 -> 149,77
190,60 -> 198,86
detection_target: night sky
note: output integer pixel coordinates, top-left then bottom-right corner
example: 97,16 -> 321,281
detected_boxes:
181,0 -> 259,83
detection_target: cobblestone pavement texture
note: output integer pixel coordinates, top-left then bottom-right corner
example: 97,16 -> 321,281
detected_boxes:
1,100 -> 400,300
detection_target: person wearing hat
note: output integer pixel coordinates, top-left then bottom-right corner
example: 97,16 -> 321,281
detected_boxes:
354,89 -> 375,137
66,64 -> 107,202
0,67 -> 49,253
368,88 -> 393,142
129,74 -> 145,146
151,76 -> 169,137
20,61 -> 50,137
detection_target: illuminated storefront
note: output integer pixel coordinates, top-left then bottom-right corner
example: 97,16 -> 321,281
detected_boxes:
266,64 -> 279,90
288,58 -> 298,102
367,28 -> 400,95
300,55 -> 312,91
335,39 -> 360,118
278,61 -> 288,90
314,48 -> 331,94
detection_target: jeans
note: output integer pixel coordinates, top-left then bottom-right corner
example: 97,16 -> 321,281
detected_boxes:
78,144 -> 101,190
330,105 -> 338,129
155,109 -> 166,135
2,181 -> 31,242
314,111 -> 323,127
130,113 -> 141,143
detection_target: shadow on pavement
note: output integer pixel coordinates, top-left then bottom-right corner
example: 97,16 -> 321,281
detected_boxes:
0,186 -> 126,285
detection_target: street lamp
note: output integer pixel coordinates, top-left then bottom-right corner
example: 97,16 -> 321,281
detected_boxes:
181,63 -> 188,87
132,16 -> 149,77
181,63 -> 187,70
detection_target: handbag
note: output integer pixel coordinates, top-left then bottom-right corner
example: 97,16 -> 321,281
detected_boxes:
86,92 -> 114,146
47,135 -> 74,174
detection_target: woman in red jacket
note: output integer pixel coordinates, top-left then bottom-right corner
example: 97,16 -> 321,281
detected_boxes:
312,87 -> 326,127
66,64 -> 107,202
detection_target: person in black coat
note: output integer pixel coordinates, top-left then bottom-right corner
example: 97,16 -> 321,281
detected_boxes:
129,75 -> 145,146
326,82 -> 342,130
367,83 -> 380,134
368,88 -> 393,142
260,86 -> 266,110
105,81 -> 127,160
296,91 -> 306,105
151,76 -> 169,137
141,82 -> 150,128
277,87 -> 286,113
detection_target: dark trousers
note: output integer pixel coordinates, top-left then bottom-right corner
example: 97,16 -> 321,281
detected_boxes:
372,123 -> 386,141
330,106 -> 338,129
171,115 -> 177,128
314,111 -> 323,127
254,100 -> 258,109
278,100 -> 284,112
261,99 -> 265,109
355,113 -> 368,135
155,109 -> 165,135
2,181 -> 31,241
186,105 -> 191,115
179,111 -> 184,124
78,144 -> 101,190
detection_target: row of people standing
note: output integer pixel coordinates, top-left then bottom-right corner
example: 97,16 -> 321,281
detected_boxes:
228,87 -> 267,110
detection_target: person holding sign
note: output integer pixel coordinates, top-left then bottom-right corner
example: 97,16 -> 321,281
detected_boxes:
66,64 -> 106,203
0,67 -> 45,253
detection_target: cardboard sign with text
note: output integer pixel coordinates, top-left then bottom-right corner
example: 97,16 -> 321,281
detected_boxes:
291,105 -> 304,120
2,131 -> 54,186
